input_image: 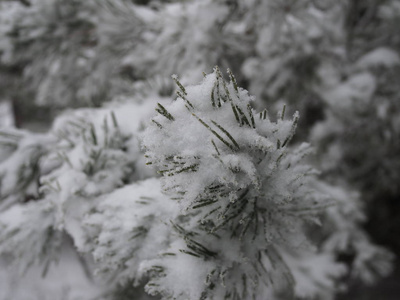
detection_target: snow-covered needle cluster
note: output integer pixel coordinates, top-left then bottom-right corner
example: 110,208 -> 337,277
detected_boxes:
142,68 -> 352,299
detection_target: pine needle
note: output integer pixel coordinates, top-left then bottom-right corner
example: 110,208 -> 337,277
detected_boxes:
155,103 -> 175,121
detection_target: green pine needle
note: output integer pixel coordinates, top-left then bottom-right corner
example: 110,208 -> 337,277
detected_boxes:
152,119 -> 163,129
90,124 -> 98,145
172,75 -> 187,96
227,68 -> 239,94
177,90 -> 194,109
192,112 -> 237,151
281,105 -> 286,121
211,120 -> 240,150
179,249 -> 201,258
156,103 -> 175,121
111,111 -> 118,128
211,80 -> 217,108
247,104 -> 255,128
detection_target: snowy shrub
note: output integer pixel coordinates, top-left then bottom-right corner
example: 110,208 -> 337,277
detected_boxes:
241,0 -> 345,102
319,183 -> 393,284
312,67 -> 400,194
311,45 -> 400,257
1,0 -> 154,115
123,0 -> 244,84
5,0 -> 100,108
1,0 -> 248,128
0,0 -> 398,297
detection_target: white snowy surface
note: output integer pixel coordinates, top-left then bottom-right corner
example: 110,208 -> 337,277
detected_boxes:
0,242 -> 104,300
85,178 -> 176,284
356,47 -> 400,70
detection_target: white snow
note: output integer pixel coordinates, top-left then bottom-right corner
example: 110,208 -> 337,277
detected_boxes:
356,47 -> 400,69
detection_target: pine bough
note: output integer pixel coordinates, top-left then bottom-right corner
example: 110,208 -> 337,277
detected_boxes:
0,68 -> 392,299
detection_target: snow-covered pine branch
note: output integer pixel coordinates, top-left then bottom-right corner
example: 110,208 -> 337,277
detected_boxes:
0,128 -> 52,211
142,68 -> 348,299
84,177 -> 176,285
0,99 -> 161,284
